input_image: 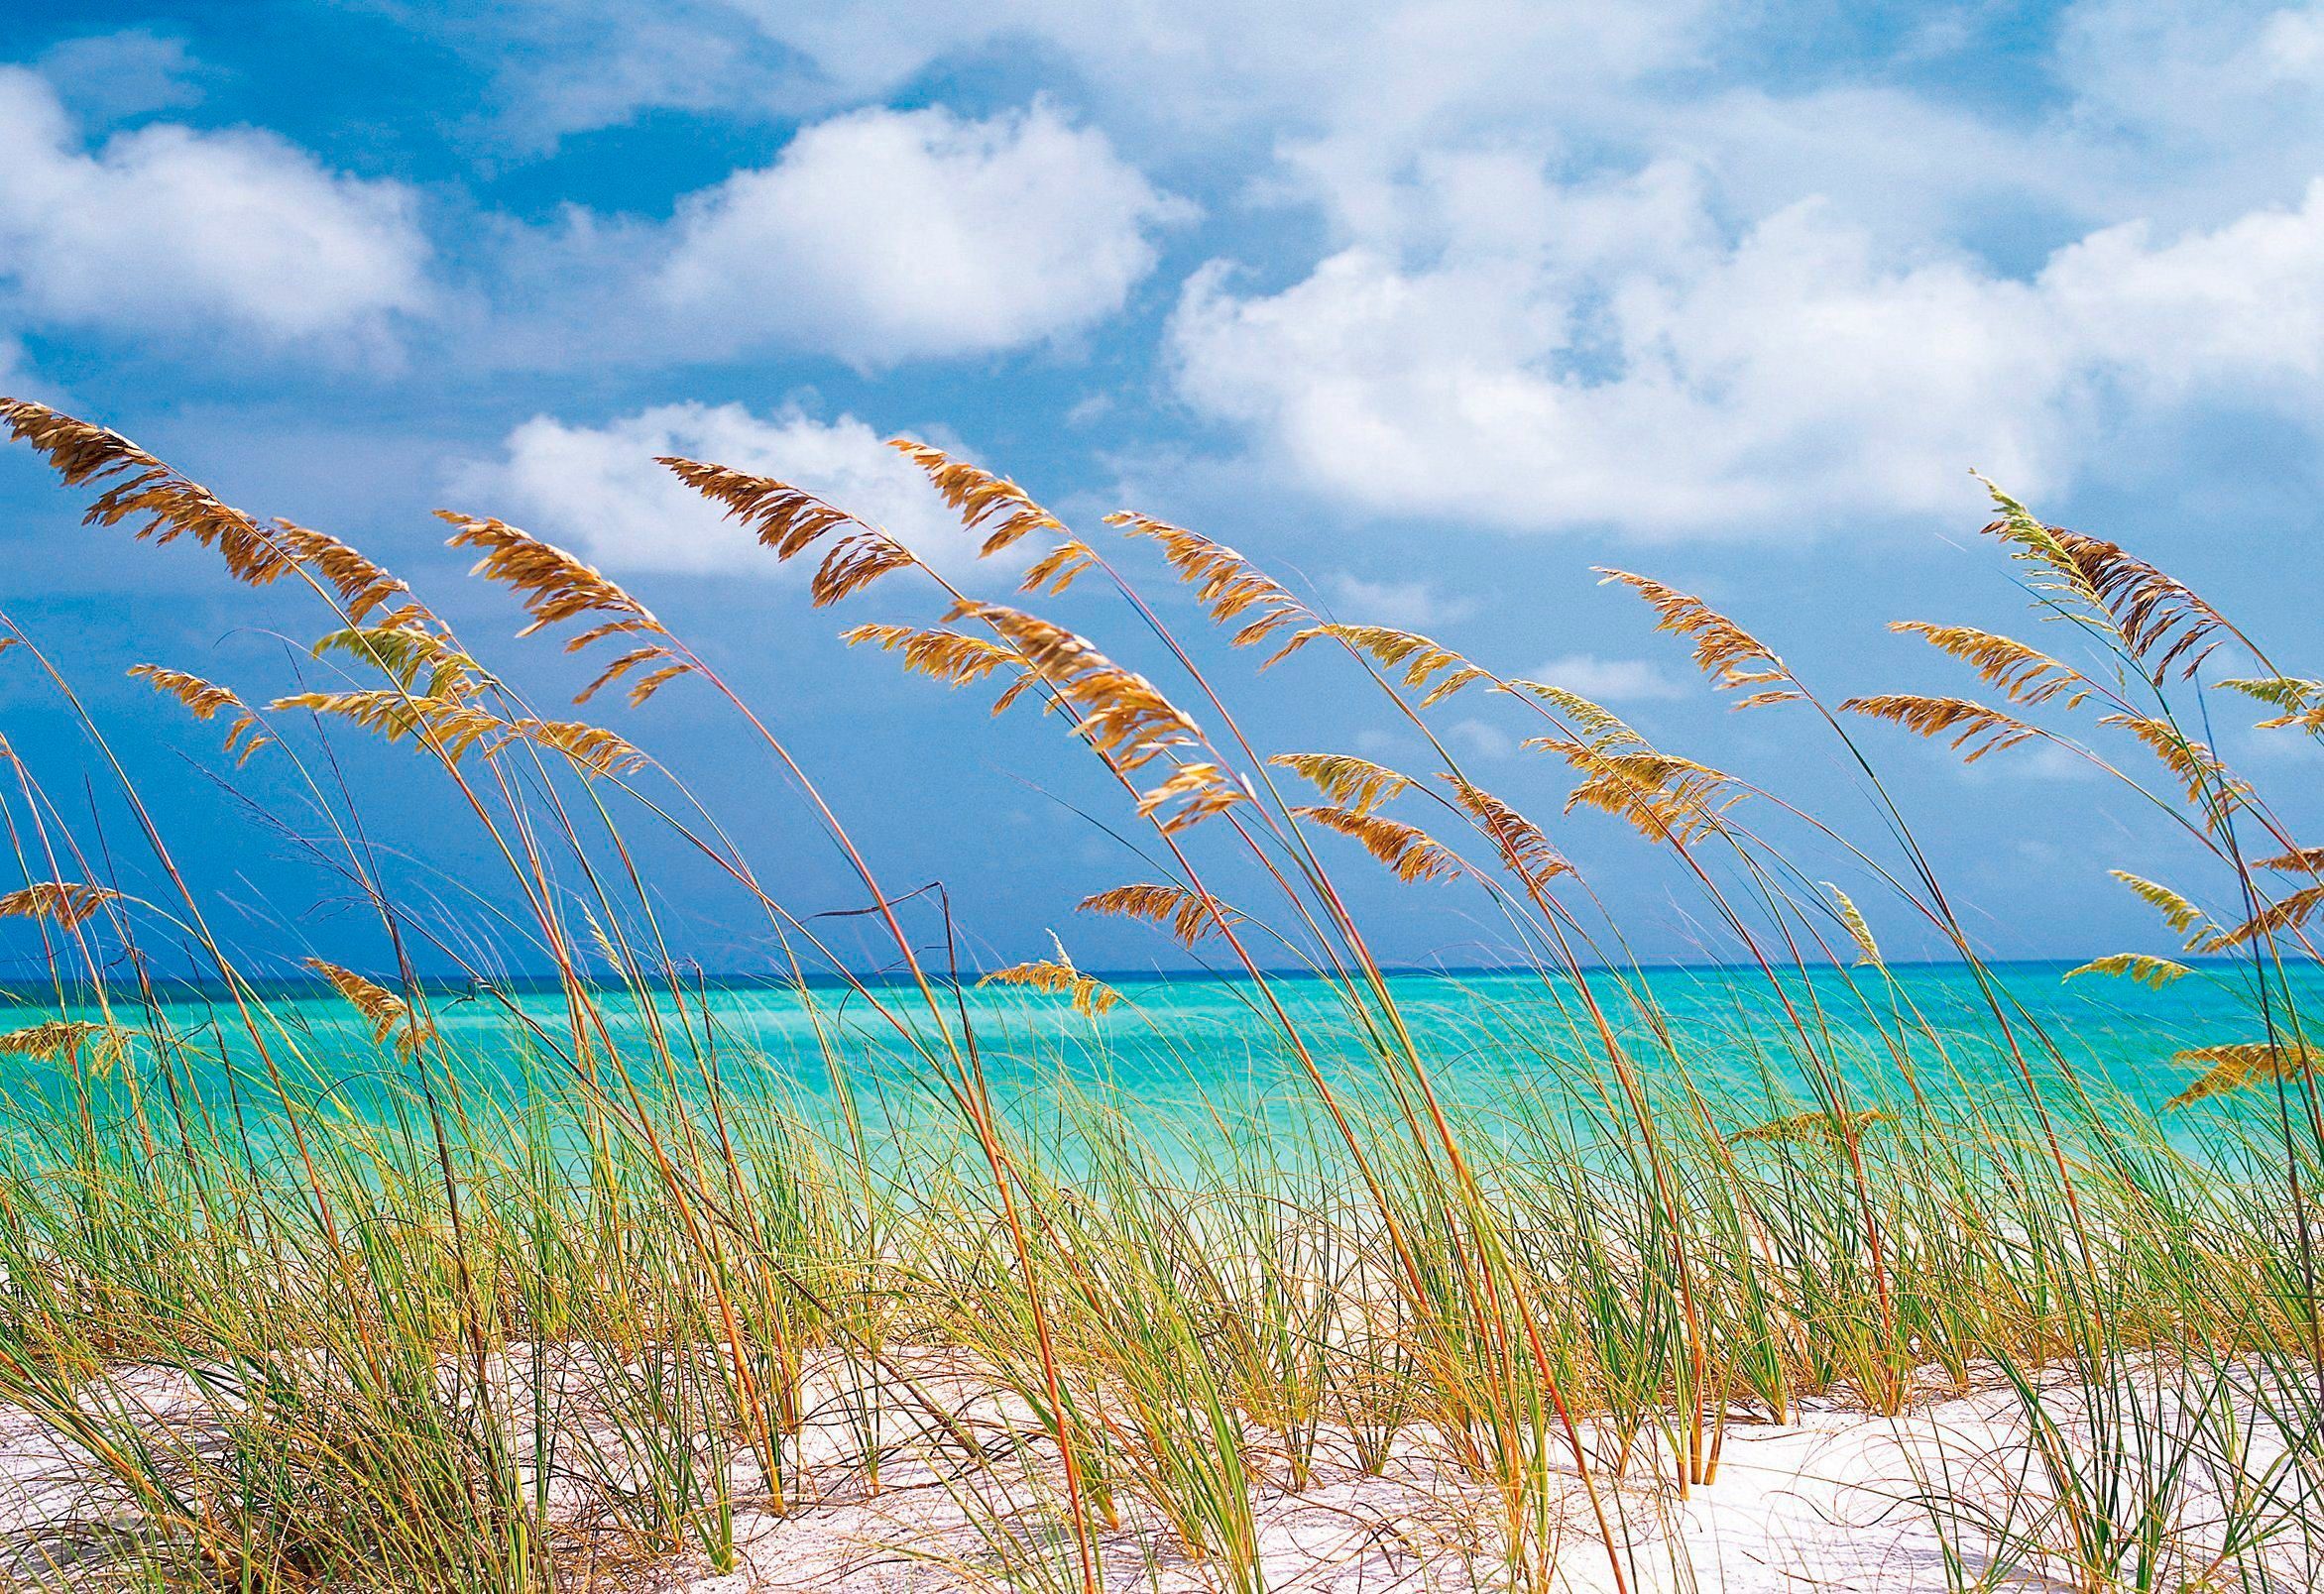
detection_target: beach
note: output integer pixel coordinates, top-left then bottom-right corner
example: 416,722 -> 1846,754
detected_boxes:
0,396 -> 2316,1593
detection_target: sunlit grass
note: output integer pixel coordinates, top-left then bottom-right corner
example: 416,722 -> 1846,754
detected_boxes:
0,398 -> 2314,1590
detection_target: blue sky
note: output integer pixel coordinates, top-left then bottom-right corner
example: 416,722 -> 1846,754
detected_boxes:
0,1 -> 2317,978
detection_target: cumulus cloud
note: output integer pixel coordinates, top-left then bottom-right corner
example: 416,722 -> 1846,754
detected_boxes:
1527,653 -> 1687,702
457,401 -> 977,581
0,67 -> 429,351
654,103 -> 1185,366
1325,574 -> 1477,627
1170,145 -> 2324,536
1170,203 -> 2065,533
2044,178 -> 2324,390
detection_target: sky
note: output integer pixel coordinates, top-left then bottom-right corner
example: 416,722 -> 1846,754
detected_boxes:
0,0 -> 2317,979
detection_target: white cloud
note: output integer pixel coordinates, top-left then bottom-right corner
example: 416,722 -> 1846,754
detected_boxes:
36,30 -> 204,124
450,2 -> 822,154
1527,652 -> 1686,702
1171,144 -> 2324,536
2043,177 -> 2324,390
1326,573 -> 1477,627
1447,717 -> 1514,760
1170,194 -> 2070,533
655,103 -> 1185,365
2058,1 -> 2324,149
0,67 -> 429,349
438,1 -> 1712,155
1027,0 -> 1709,173
456,401 -> 976,580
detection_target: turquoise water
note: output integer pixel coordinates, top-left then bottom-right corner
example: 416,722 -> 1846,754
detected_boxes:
11,959 -> 2317,1141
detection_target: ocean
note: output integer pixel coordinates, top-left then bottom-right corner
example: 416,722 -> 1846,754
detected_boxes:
15,959 -> 2317,1146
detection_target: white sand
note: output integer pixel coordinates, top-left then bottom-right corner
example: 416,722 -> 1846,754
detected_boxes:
3,1353 -> 2315,1590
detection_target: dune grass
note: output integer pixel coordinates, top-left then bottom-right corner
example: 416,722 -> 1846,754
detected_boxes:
0,398 -> 2315,1590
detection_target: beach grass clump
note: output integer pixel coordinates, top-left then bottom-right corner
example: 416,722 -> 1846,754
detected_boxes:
0,398 -> 2314,1590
